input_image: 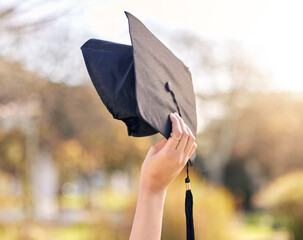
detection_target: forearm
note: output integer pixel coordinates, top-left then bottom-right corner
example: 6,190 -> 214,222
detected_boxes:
129,183 -> 166,240
129,113 -> 197,239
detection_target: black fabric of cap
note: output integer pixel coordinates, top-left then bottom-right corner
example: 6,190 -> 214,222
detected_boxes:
81,12 -> 197,161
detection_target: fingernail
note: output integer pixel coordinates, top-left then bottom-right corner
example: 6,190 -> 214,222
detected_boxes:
174,112 -> 179,117
170,113 -> 175,118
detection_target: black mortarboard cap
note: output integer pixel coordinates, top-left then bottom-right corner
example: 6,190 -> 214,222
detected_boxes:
81,12 -> 197,161
81,12 -> 197,239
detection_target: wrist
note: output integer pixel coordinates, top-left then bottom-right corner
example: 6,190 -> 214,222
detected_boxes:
137,183 -> 166,212
139,179 -> 167,198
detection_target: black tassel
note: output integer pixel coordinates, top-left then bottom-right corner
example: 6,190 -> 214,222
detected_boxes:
185,162 -> 195,240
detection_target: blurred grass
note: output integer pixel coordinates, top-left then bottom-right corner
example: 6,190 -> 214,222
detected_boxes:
0,220 -> 289,240
0,194 -> 291,240
234,227 -> 288,240
59,195 -> 87,209
0,224 -> 97,240
0,222 -> 129,240
230,212 -> 290,240
59,191 -> 136,212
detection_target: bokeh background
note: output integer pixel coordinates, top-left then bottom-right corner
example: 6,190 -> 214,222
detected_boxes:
1,0 -> 303,239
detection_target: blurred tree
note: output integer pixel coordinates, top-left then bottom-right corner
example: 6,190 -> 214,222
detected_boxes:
233,93 -> 303,179
170,34 -> 267,184
0,57 -> 151,178
223,157 -> 253,210
170,33 -> 303,210
0,57 -> 152,220
201,92 -> 303,210
0,0 -> 90,85
0,0 -> 80,33
0,1 -> 152,220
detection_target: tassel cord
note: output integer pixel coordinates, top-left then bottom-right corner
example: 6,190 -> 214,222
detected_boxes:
185,161 -> 195,240
168,101 -> 195,240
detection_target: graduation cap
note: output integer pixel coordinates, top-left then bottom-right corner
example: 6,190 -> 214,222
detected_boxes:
81,12 -> 196,240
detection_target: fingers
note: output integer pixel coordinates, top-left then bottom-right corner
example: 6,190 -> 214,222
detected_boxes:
174,113 -> 189,151
165,113 -> 182,150
184,125 -> 196,157
165,112 -> 197,158
188,142 -> 197,159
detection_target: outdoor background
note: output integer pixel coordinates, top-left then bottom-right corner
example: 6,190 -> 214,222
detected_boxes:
1,0 -> 303,239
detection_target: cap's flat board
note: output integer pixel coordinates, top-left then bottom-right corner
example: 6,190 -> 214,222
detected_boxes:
126,12 -> 197,139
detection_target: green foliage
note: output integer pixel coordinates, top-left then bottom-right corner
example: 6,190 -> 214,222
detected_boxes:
255,171 -> 303,215
0,130 -> 25,176
255,170 -> 303,240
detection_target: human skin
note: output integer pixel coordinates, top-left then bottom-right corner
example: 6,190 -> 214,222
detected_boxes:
129,112 -> 197,240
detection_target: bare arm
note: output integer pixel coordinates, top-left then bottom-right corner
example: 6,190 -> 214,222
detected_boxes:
129,112 -> 197,240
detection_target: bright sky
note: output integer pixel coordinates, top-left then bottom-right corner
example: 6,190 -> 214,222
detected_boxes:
84,0 -> 303,92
